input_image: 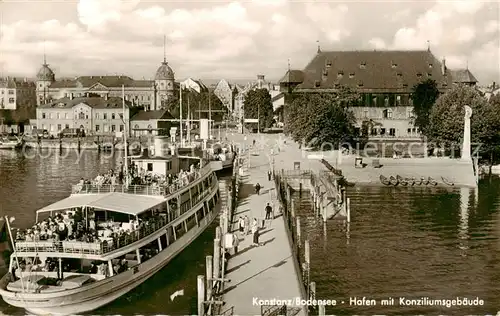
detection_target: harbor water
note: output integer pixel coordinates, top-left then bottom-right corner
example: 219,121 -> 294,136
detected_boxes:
1,148 -> 500,314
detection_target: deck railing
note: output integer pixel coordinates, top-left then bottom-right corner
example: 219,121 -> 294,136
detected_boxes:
15,180 -> 219,256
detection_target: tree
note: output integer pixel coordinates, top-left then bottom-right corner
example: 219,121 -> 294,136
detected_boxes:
411,79 -> 440,135
284,87 -> 358,147
243,88 -> 274,130
428,85 -> 500,160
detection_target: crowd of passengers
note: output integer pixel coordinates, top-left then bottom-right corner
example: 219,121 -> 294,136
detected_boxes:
15,208 -> 172,250
75,162 -> 202,193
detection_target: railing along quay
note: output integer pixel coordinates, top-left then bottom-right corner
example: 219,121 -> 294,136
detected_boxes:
273,169 -> 352,316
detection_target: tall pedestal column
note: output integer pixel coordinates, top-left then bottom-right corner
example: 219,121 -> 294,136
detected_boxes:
461,106 -> 472,161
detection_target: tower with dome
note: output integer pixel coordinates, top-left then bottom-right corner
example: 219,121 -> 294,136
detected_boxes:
35,55 -> 56,106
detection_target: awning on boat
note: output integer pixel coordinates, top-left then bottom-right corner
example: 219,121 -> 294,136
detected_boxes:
36,193 -> 165,216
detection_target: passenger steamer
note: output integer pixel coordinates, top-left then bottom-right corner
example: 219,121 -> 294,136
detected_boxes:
0,144 -> 223,315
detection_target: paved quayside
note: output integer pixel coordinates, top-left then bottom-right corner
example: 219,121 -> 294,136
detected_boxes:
222,134 -> 306,316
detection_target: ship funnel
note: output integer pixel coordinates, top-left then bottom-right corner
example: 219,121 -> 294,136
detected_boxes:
154,136 -> 169,157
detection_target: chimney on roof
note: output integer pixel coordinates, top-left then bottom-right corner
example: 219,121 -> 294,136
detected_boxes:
442,58 -> 446,75
23,77 -> 27,83
90,76 -> 93,79
69,93 -> 73,100
105,94 -> 109,100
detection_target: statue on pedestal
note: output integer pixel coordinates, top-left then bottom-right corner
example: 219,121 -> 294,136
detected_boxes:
461,105 -> 472,161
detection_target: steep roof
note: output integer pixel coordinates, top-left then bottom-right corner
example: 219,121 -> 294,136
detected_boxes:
279,70 -> 304,84
293,50 -> 454,92
49,76 -> 153,89
450,69 -> 478,83
131,109 -> 174,121
39,96 -> 132,109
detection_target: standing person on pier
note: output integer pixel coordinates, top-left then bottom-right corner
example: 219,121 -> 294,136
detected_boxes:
243,216 -> 250,236
265,203 -> 273,220
255,183 -> 261,195
251,218 -> 260,246
267,170 -> 272,181
238,217 -> 245,236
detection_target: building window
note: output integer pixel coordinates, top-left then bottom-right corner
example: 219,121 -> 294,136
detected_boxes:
358,82 -> 364,88
314,80 -> 320,87
42,113 -> 46,119
384,97 -> 389,107
120,125 -> 124,132
371,128 -> 377,136
112,113 -> 115,119
65,113 -> 68,119
42,124 -> 46,130
147,96 -> 151,101
104,113 -> 107,120
337,71 -> 344,78
8,98 -> 14,103
407,128 -> 412,135
65,124 -> 69,129
39,84 -> 43,88
95,113 -> 99,119
363,110 -> 368,118
96,125 -> 100,131
407,109 -> 414,118
134,124 -> 139,130
111,125 -> 116,132
416,73 -> 422,78
78,112 -> 85,120
8,90 -> 14,95
396,95 -> 401,105
57,113 -> 60,119
57,124 -> 62,131
372,97 -> 377,106
380,128 -> 386,135
359,62 -> 366,69
383,109 -> 393,118
429,63 -> 433,68
427,73 -> 432,77
402,83 -> 408,88
103,124 -> 109,132
167,161 -> 172,170
49,113 -> 53,119
389,128 -> 396,136
397,72 -> 402,77
391,63 -> 397,68
50,124 -> 54,132
326,60 -> 332,67
349,73 -> 355,78
147,163 -> 153,171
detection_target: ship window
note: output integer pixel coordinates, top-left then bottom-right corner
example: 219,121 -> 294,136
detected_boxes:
147,163 -> 153,172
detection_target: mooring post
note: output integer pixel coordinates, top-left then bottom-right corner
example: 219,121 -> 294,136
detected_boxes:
309,281 -> 316,300
347,197 -> 351,223
299,182 -> 302,197
206,256 -> 213,301
304,239 -> 310,285
318,304 -> 325,316
213,238 -> 221,283
197,275 -> 205,316
296,216 -> 301,248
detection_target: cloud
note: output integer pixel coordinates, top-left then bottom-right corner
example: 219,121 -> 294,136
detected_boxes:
0,0 -> 498,84
368,38 -> 386,50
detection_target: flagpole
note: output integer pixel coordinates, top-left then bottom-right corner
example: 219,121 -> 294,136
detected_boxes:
187,92 -> 191,143
122,85 -> 128,186
180,85 -> 183,146
208,90 -> 212,139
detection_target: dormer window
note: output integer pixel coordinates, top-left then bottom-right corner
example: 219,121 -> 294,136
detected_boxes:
334,83 -> 340,88
326,60 -> 332,67
337,71 -> 344,78
443,82 -> 448,87
428,63 -> 433,68
359,62 -> 366,69
358,82 -> 364,88
322,69 -> 328,76
397,72 -> 402,77
427,73 -> 432,77
314,80 -> 320,87
416,73 -> 422,78
349,73 -> 355,78
391,63 -> 397,68
402,83 -> 408,88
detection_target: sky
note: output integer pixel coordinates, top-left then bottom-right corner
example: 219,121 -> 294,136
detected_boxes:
0,0 -> 499,85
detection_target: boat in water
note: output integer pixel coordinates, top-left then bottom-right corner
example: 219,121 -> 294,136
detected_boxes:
0,137 -> 25,150
0,148 -> 223,315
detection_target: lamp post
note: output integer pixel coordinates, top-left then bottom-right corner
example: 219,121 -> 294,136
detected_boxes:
121,85 -> 129,187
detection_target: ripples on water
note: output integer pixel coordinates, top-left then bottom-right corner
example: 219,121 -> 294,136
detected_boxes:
299,182 -> 500,315
0,149 -> 225,315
